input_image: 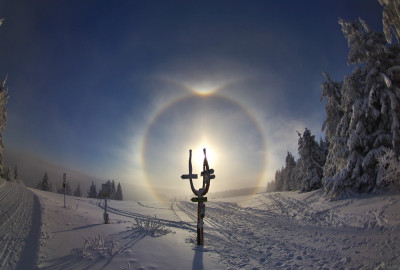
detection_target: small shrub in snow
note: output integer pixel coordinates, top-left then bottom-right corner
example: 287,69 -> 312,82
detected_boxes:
131,217 -> 172,237
82,234 -> 119,258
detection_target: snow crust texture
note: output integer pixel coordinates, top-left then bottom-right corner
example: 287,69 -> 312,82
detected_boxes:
0,181 -> 40,270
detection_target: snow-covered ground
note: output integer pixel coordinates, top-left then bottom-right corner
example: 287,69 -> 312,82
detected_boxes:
1,180 -> 400,269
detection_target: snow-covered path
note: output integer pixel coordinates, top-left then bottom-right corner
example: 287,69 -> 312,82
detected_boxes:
0,181 -> 41,270
1,181 -> 400,269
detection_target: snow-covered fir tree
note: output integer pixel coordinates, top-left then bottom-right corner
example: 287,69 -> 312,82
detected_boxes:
284,152 -> 297,190
3,166 -> 12,181
296,128 -> 325,192
65,181 -> 72,195
87,181 -> 97,198
41,172 -> 50,191
74,183 -> 82,197
322,19 -> 400,197
273,152 -> 298,192
49,180 -> 57,193
116,182 -> 123,200
111,180 -> 116,199
0,76 -> 9,177
379,0 -> 400,44
321,72 -> 343,143
0,19 -> 8,177
274,167 -> 285,191
13,165 -> 18,181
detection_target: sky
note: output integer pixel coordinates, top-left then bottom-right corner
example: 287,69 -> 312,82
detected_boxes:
0,0 -> 384,200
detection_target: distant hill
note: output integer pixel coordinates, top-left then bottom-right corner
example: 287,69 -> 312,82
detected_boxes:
3,148 -> 152,201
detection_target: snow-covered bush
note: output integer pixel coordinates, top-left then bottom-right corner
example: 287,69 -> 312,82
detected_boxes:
377,148 -> 400,190
131,217 -> 172,237
82,234 -> 119,258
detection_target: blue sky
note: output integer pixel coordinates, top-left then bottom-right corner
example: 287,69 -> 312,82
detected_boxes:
0,1 -> 383,199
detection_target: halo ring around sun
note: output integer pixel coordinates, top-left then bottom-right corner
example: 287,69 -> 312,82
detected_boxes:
140,83 -> 267,202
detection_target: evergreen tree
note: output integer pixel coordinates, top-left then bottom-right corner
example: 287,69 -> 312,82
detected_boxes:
56,185 -> 63,194
0,76 -> 9,177
13,165 -> 18,181
74,184 -> 81,197
111,180 -> 116,199
274,167 -> 285,191
116,182 -> 123,200
296,128 -> 325,192
4,165 -> 12,181
321,72 -> 343,143
0,19 -> 8,177
273,152 -> 297,192
379,0 -> 400,44
65,181 -> 72,195
49,180 -> 57,193
41,172 -> 50,191
284,152 -> 297,190
322,19 -> 400,197
87,181 -> 97,198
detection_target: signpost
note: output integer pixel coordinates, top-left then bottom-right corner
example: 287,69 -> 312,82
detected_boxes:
181,148 -> 215,245
63,173 -> 67,208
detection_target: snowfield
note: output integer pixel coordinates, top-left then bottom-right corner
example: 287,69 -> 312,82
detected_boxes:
1,181 -> 400,269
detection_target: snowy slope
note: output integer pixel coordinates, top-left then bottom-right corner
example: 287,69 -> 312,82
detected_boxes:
1,181 -> 400,269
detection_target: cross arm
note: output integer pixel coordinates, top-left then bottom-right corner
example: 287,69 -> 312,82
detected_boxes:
181,174 -> 198,180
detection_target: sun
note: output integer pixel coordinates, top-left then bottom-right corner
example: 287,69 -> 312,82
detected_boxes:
191,142 -> 217,172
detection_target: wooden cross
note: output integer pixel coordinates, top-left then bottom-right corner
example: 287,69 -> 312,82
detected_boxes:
181,148 -> 215,245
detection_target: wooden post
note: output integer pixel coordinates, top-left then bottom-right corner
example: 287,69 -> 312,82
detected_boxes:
198,201 -> 205,245
104,196 -> 109,224
102,183 -> 110,224
63,173 -> 66,208
181,149 -> 214,246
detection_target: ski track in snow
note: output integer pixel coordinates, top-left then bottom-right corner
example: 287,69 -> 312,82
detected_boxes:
1,180 -> 400,269
0,181 -> 40,270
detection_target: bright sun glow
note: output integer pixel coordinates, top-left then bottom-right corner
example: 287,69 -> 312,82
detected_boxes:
191,142 -> 217,172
